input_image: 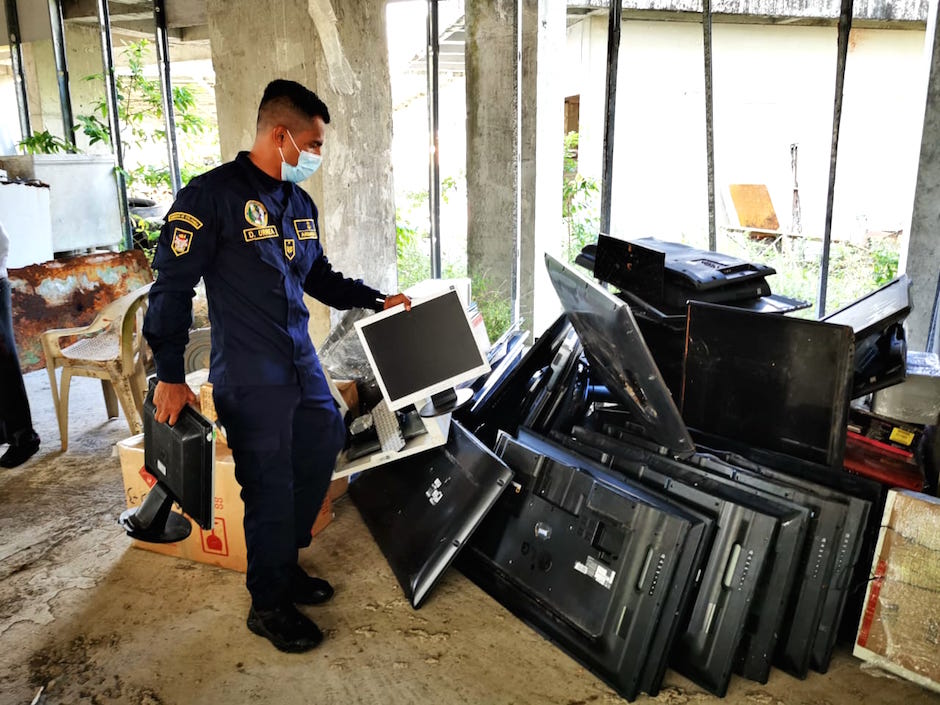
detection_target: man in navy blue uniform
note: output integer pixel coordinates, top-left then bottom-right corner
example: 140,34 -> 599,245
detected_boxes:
143,79 -> 409,653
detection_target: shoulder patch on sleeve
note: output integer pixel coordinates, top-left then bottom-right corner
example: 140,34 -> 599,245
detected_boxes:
171,227 -> 194,256
167,211 -> 203,229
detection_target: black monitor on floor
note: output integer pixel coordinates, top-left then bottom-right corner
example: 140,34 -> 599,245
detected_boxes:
355,289 -> 490,417
119,382 -> 215,543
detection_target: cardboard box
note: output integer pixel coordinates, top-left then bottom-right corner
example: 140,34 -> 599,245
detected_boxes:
854,490 -> 940,693
117,434 -> 332,572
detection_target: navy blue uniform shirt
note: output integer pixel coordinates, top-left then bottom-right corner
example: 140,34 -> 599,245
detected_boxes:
143,152 -> 384,394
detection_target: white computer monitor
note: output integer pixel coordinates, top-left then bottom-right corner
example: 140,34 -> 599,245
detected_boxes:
355,289 -> 491,417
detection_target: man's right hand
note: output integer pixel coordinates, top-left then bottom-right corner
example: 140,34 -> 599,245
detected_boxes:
153,381 -> 198,426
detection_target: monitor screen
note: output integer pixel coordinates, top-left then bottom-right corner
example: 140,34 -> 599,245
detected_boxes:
683,302 -> 854,469
355,289 -> 490,412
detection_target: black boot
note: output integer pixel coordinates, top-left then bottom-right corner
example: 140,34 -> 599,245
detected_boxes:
0,434 -> 40,468
246,603 -> 323,653
290,564 -> 335,605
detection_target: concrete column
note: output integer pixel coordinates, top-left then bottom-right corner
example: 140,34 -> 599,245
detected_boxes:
207,0 -> 397,343
465,0 -> 518,318
905,0 -> 940,352
518,0 -> 566,338
21,41 -> 59,137
64,23 -> 106,154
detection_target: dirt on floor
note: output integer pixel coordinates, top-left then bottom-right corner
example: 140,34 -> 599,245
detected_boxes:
1,371 -> 938,705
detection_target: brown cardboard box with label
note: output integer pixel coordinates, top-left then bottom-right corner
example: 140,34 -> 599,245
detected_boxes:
117,434 -> 332,572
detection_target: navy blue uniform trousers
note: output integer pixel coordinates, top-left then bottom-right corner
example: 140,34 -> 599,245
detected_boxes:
213,382 -> 346,609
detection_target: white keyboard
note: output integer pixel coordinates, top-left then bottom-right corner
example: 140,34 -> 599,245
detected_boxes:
371,399 -> 405,453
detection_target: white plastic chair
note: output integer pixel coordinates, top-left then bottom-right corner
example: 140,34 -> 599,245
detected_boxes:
40,282 -> 154,450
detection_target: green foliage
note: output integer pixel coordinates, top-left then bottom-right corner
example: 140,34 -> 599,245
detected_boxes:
17,130 -> 77,155
76,39 -> 207,194
395,178 -> 512,343
131,215 -> 162,265
470,273 -> 512,342
562,131 -> 600,263
717,232 -> 902,316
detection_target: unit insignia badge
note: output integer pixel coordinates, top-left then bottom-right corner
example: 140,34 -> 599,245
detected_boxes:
171,227 -> 193,257
245,200 -> 268,227
284,238 -> 296,261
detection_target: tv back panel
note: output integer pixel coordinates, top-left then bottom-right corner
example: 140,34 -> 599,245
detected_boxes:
128,385 -> 216,540
683,301 -> 854,469
460,431 -> 703,701
142,404 -> 216,532
698,444 -> 872,672
514,428 -> 715,697
355,289 -> 490,413
566,425 -> 803,687
688,428 -> 885,647
822,275 -> 912,339
683,451 -> 845,677
545,253 -> 695,457
348,420 -> 513,608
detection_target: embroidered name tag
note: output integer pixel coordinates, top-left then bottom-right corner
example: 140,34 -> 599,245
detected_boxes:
167,211 -> 203,229
293,219 -> 318,240
243,226 -> 279,242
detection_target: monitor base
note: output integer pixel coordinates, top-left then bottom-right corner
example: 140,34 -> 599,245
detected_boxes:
119,484 -> 193,543
420,387 -> 473,418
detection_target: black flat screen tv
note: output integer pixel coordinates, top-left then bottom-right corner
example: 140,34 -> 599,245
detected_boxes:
683,302 -> 854,469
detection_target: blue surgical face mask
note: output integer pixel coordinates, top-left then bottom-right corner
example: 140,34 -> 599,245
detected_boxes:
279,130 -> 322,183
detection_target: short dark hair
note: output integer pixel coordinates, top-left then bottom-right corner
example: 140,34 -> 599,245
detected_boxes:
256,79 -> 331,129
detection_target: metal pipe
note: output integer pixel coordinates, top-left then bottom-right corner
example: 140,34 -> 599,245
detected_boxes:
47,0 -> 76,147
96,0 -> 133,251
153,0 -> 182,195
5,0 -> 31,141
817,0 -> 854,317
426,0 -> 442,279
600,0 -> 622,236
703,0 -> 717,251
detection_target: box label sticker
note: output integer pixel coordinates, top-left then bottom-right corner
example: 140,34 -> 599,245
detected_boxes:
889,427 -> 915,446
201,517 -> 229,556
138,466 -> 157,489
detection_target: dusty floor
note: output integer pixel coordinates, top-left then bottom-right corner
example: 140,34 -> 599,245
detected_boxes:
1,371 -> 938,705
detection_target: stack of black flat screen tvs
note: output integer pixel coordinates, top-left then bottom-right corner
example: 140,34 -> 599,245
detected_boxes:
350,252 -> 882,702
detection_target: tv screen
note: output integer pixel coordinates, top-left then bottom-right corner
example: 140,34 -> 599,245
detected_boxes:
683,302 -> 854,469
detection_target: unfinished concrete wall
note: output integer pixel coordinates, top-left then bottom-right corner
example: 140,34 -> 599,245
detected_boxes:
466,0 -> 518,316
207,0 -> 396,342
905,2 -> 940,351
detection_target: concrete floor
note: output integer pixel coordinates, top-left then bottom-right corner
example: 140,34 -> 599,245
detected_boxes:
1,370 -> 938,705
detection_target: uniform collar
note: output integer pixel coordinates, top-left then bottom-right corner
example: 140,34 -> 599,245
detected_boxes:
236,151 -> 285,192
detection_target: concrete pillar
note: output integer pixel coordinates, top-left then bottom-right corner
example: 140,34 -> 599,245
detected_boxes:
64,23 -> 106,154
21,41 -> 59,137
207,0 -> 397,343
518,0 -> 566,338
905,0 -> 940,352
465,0 -> 518,320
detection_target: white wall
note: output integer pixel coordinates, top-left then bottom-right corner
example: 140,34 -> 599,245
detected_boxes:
566,16 -> 927,248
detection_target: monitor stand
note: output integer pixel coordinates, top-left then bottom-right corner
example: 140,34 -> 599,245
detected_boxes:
419,387 -> 473,417
119,483 -> 193,543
